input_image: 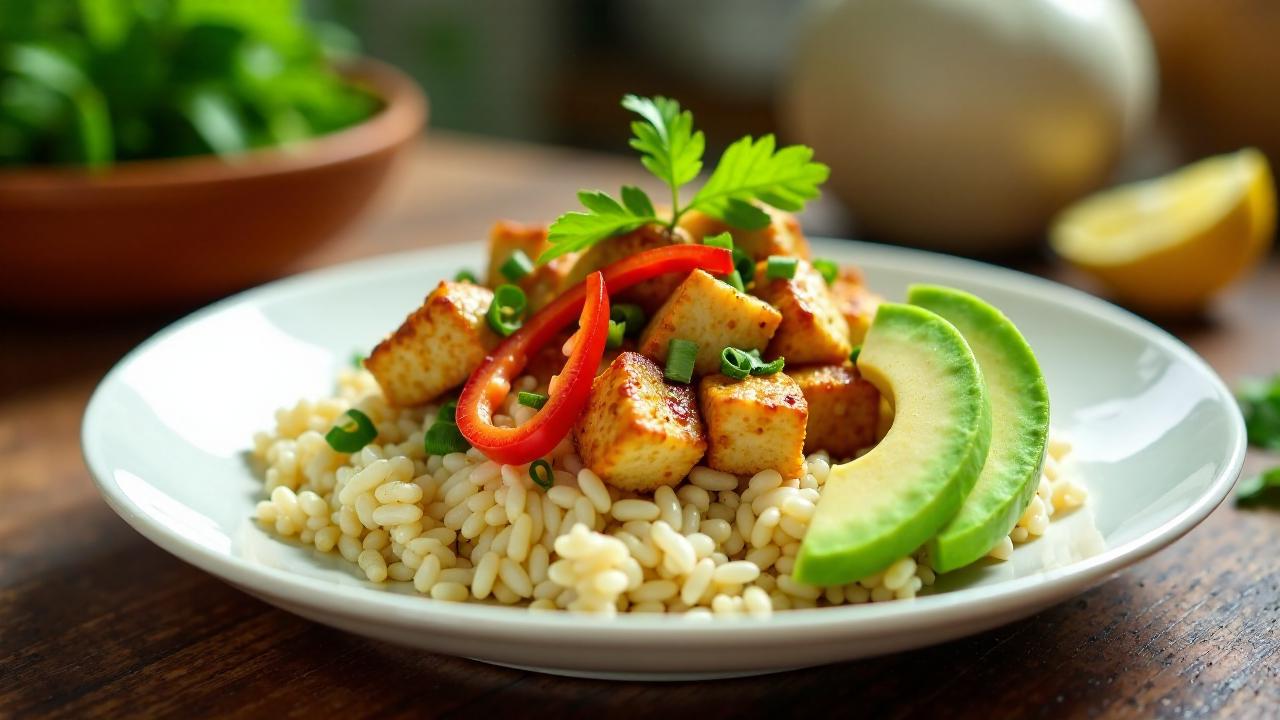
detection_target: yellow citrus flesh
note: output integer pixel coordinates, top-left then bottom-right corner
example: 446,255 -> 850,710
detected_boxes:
1050,148 -> 1275,313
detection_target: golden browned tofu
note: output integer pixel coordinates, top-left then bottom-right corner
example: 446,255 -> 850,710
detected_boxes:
699,372 -> 808,479
788,365 -> 880,459
562,224 -> 691,314
638,269 -> 782,376
366,281 -> 498,407
753,259 -> 851,365
830,266 -> 883,345
573,352 -> 707,491
483,220 -> 574,312
485,220 -> 546,287
677,204 -> 810,261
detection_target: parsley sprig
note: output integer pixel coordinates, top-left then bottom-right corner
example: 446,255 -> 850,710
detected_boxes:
539,95 -> 830,262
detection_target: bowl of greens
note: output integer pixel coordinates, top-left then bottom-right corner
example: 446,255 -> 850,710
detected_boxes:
0,1 -> 426,313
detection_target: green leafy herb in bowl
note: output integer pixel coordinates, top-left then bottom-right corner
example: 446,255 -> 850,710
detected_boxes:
0,0 -> 379,168
0,1 -> 424,314
1238,373 -> 1280,451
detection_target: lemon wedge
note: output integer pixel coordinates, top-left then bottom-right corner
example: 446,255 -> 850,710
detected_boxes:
1050,148 -> 1275,313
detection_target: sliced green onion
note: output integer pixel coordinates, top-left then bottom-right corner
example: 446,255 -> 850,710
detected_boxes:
703,231 -> 734,250
849,345 -> 862,364
500,250 -> 534,282
812,258 -> 839,285
351,350 -> 365,369
751,356 -> 785,375
530,459 -> 554,490
437,400 -> 459,423
766,255 -> 798,280
722,270 -> 745,293
720,347 -> 755,380
664,339 -> 699,384
518,391 -> 548,409
610,304 -> 646,336
732,248 -> 755,283
607,320 -> 626,349
325,408 -> 377,453
425,421 -> 470,455
454,269 -> 479,283
486,284 -> 527,337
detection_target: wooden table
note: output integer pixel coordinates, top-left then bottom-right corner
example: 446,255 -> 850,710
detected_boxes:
3,134 -> 1277,718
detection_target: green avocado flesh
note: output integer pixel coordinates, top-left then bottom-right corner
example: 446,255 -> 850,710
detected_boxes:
909,285 -> 1050,573
794,303 -> 992,586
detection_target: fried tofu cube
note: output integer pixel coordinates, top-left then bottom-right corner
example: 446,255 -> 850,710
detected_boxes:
753,259 -> 851,365
678,204 -> 810,261
562,224 -> 692,314
829,266 -> 883,345
638,269 -> 782,376
699,372 -> 808,479
788,365 -> 880,458
573,352 -> 707,491
485,220 -> 546,287
366,281 -> 498,406
483,221 -> 573,311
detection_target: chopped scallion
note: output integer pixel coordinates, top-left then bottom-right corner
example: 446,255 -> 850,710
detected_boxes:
607,320 -> 626,349
720,347 -> 755,380
849,345 -> 862,364
530,459 -> 554,490
437,400 -> 459,423
812,258 -> 838,285
732,248 -> 755,283
351,350 -> 365,369
454,269 -> 479,283
518,391 -> 548,410
486,284 -> 527,337
766,255 -> 798,280
499,250 -> 534,281
664,339 -> 699,384
703,231 -> 734,250
723,269 -> 745,292
425,421 -> 470,456
751,356 -> 785,375
610,304 -> 646,336
325,408 -> 377,453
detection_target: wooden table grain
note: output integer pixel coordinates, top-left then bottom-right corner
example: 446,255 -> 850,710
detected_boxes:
2,134 -> 1277,719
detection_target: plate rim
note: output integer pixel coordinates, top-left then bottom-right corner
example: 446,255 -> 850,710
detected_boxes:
81,237 -> 1247,644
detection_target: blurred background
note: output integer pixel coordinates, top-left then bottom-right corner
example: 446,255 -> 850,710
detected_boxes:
1,0 -> 1277,313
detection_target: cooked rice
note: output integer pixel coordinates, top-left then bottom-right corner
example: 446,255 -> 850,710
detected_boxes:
251,368 -> 1086,617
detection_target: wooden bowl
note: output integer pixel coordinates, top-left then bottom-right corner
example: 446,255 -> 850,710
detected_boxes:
0,58 -> 426,314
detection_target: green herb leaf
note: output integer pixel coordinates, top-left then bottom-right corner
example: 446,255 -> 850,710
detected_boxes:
621,93 -> 704,196
692,134 -> 829,227
1236,466 -> 1280,508
1238,374 -> 1280,450
539,189 -> 658,262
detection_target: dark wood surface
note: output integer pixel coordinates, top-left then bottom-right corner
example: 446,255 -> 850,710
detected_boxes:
2,133 -> 1277,719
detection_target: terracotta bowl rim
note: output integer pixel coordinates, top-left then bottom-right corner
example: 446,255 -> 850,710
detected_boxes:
0,56 -> 426,192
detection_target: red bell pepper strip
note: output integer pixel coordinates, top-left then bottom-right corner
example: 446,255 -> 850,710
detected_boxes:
456,244 -> 732,465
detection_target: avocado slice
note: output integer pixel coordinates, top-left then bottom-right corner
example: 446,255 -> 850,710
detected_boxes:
794,303 -> 992,586
909,284 -> 1050,573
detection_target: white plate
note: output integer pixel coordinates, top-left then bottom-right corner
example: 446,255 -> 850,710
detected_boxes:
83,238 -> 1246,680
